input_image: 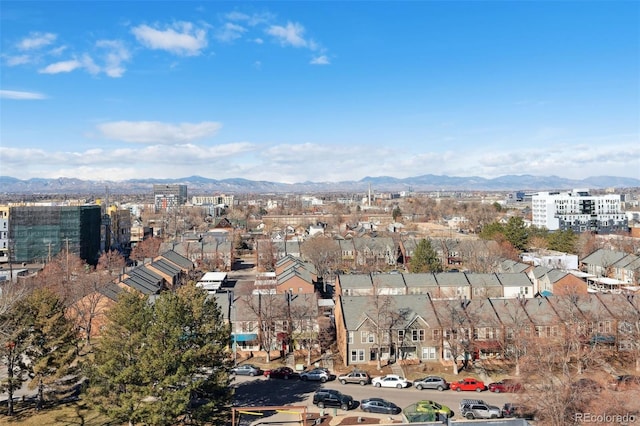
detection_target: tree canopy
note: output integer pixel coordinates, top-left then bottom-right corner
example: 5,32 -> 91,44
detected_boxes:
409,239 -> 443,273
85,285 -> 232,425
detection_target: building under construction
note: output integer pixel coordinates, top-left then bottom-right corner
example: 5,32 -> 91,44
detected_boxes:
8,205 -> 102,265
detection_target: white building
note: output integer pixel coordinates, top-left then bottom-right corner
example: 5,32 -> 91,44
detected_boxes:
531,189 -> 627,233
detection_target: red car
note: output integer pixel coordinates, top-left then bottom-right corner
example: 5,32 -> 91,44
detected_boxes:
450,378 -> 486,392
263,366 -> 297,380
488,379 -> 523,393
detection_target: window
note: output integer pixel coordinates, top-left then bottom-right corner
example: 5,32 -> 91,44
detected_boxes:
350,349 -> 365,363
422,347 -> 437,360
412,329 -> 425,342
361,331 -> 374,343
348,331 -> 354,344
398,330 -> 405,341
432,329 -> 440,340
382,331 -> 390,344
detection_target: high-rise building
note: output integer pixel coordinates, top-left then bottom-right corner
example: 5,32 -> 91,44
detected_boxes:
8,205 -> 102,264
153,184 -> 188,212
0,206 -> 8,263
532,189 -> 628,233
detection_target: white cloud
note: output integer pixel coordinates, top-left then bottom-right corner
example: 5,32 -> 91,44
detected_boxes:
253,38 -> 264,44
38,59 -> 82,74
97,120 -> 223,144
215,22 -> 247,42
0,90 -> 47,100
310,55 -> 330,65
18,32 -> 57,50
266,22 -> 307,48
1,139 -> 639,183
4,55 -> 31,66
96,40 -> 131,77
131,22 -> 208,56
226,11 -> 274,26
49,45 -> 68,56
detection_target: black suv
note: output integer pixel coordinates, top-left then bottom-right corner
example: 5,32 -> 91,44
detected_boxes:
312,389 -> 356,411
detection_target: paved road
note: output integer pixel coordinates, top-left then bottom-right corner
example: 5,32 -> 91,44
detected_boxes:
232,374 -> 512,420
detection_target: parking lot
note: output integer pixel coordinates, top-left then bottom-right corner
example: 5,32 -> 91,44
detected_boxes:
232,373 -> 512,423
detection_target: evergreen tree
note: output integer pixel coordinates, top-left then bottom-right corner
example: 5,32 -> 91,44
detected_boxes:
409,239 -> 443,273
392,206 -> 402,222
478,221 -> 505,241
503,216 -> 529,251
86,286 -> 232,425
547,229 -> 578,253
22,289 -> 79,409
85,291 -> 152,425
1,289 -> 79,412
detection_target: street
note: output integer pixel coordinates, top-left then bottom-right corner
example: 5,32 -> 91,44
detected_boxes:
232,374 -> 512,420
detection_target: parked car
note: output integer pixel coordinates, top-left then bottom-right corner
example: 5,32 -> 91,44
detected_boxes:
502,403 -> 536,420
371,374 -> 411,389
415,400 -> 454,418
299,368 -> 334,383
230,364 -> 263,376
459,399 -> 502,419
264,366 -> 297,380
609,375 -> 640,391
312,389 -> 355,411
338,370 -> 371,386
360,398 -> 401,415
488,378 -> 523,393
450,377 -> 486,392
413,376 -> 449,391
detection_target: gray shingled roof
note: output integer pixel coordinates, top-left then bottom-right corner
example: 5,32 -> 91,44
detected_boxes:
340,294 -> 439,330
500,259 -> 530,273
371,273 -> 406,289
465,273 -> 502,288
402,273 -> 439,288
434,272 -> 470,287
581,248 -> 628,267
496,273 -> 533,287
150,258 -> 182,276
161,250 -> 195,269
339,274 -> 374,289
99,282 -> 124,301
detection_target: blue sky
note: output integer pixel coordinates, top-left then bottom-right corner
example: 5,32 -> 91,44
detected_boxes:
1,1 -> 638,183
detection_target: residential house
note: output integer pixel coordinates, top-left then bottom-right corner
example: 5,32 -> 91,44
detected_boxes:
434,272 -> 471,300
466,273 -> 504,299
611,253 -> 640,285
353,236 -> 397,270
499,259 -> 532,274
336,294 -> 439,365
581,249 -> 628,278
403,273 -> 440,297
496,273 -> 534,299
528,266 -> 588,296
217,292 -> 319,355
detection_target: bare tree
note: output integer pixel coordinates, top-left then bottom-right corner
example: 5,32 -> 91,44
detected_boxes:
300,235 -> 341,283
68,270 -> 114,345
242,293 -> 287,363
96,249 -> 126,275
432,298 -> 472,375
289,293 -> 319,366
37,249 -> 89,306
130,236 -> 162,262
256,238 -> 277,272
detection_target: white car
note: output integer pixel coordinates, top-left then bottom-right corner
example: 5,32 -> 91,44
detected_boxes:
371,374 -> 411,389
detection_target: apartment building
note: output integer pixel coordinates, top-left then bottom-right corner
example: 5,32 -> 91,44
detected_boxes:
531,188 -> 627,233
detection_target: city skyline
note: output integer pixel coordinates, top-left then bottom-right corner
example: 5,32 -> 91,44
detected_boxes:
1,1 -> 638,183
